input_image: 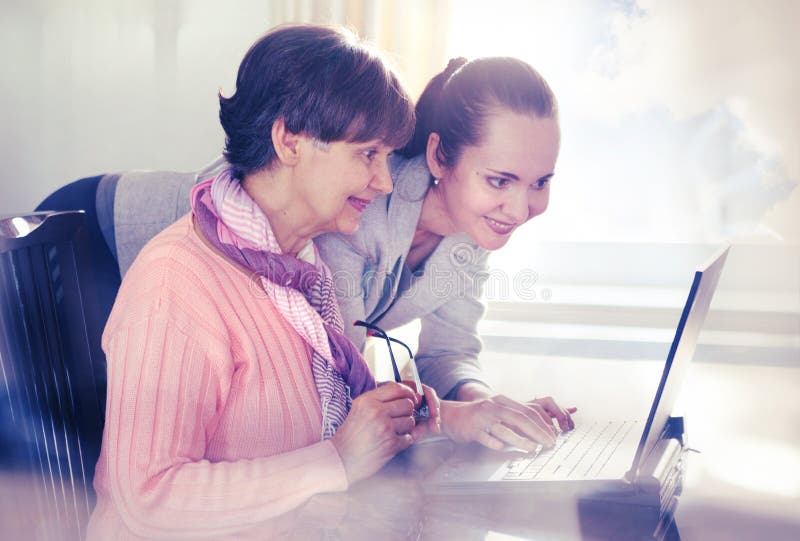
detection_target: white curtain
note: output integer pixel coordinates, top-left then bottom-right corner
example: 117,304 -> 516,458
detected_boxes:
0,0 -> 451,216
3,0 -> 796,246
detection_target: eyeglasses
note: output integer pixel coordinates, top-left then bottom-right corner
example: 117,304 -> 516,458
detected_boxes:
354,320 -> 429,421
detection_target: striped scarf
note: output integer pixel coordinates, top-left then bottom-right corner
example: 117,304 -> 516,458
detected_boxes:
190,170 -> 375,439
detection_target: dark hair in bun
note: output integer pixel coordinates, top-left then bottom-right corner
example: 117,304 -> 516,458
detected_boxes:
398,56 -> 557,170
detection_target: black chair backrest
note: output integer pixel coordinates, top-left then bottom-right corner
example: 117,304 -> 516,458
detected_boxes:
0,211 -> 107,540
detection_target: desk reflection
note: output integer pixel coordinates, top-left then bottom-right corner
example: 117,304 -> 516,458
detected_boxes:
161,446 -> 679,541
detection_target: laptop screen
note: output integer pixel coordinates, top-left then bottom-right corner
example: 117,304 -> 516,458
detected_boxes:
629,246 -> 729,476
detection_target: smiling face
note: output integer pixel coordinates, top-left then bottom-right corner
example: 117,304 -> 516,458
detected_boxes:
295,137 -> 395,236
427,108 -> 561,251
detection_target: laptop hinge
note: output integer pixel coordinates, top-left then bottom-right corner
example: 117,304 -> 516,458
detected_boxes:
622,416 -> 688,515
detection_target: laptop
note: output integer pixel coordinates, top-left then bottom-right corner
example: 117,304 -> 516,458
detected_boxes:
422,246 -> 730,506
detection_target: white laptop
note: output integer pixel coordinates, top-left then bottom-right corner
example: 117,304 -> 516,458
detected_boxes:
423,246 -> 729,504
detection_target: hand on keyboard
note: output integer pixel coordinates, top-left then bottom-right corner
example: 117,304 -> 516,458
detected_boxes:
439,394 -> 559,453
527,396 -> 577,432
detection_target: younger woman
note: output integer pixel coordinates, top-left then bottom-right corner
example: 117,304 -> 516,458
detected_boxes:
317,57 -> 574,452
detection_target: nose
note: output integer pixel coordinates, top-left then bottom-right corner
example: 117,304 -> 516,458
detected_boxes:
370,156 -> 393,195
502,188 -> 532,223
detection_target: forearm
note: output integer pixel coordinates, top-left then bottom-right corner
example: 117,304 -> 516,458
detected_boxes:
453,380 -> 493,401
105,440 -> 347,538
416,351 -> 490,399
101,318 -> 349,538
416,274 -> 489,398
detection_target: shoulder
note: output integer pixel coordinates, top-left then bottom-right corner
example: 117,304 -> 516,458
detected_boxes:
106,215 -> 240,346
444,234 -> 490,272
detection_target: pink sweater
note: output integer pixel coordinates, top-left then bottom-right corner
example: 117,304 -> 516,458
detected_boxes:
87,215 -> 348,540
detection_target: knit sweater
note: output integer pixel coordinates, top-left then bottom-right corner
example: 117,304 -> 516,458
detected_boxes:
87,214 -> 348,540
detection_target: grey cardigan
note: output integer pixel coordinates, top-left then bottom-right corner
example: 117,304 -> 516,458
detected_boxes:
107,155 -> 490,398
316,155 -> 490,398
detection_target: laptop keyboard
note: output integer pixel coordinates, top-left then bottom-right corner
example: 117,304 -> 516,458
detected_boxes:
499,420 -> 639,480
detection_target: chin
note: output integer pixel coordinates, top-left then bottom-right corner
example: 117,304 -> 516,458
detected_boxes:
335,220 -> 361,236
473,231 -> 513,251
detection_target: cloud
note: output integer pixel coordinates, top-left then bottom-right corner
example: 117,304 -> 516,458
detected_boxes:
577,0 -> 799,240
586,0 -> 799,172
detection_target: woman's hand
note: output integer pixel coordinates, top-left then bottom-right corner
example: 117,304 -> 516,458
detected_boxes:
402,381 -> 442,442
330,382 -> 419,484
439,395 -> 559,453
454,382 -> 577,437
528,395 -> 577,432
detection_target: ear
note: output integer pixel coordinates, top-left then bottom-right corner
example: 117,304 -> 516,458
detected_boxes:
271,117 -> 302,166
425,132 -> 447,180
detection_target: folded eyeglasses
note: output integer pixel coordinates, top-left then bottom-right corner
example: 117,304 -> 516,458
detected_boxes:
353,320 -> 430,421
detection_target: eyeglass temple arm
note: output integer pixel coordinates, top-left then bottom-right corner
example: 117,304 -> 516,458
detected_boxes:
353,322 -> 428,417
384,336 -> 413,359
353,321 -> 425,396
353,320 -> 402,383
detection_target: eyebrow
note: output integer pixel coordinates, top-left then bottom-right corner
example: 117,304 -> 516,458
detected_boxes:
487,168 -> 519,180
487,168 -> 554,183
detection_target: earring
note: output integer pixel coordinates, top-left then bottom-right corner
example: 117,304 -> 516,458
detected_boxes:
432,178 -> 441,186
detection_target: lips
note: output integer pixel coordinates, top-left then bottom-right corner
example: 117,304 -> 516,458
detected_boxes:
347,196 -> 372,212
484,216 -> 515,235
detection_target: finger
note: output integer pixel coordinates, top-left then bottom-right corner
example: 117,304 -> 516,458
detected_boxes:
528,396 -> 559,417
556,410 -> 572,432
369,381 -> 416,402
562,408 -> 576,431
385,397 -> 416,418
488,423 -> 539,453
391,416 -> 416,435
539,398 -> 571,432
554,411 -> 573,432
551,407 -> 574,432
566,407 -> 577,430
495,398 -> 556,438
475,428 -> 505,451
410,419 -> 435,442
380,432 -> 414,461
422,385 -> 441,434
521,399 -> 565,434
533,397 -> 576,432
495,407 -> 556,447
401,380 -> 423,406
388,433 -> 414,455
526,402 -> 557,433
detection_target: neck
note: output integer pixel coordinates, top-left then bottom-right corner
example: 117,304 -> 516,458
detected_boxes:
241,168 -> 319,257
418,184 -> 457,238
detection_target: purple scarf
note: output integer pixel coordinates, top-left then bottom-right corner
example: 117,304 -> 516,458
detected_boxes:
191,172 -> 375,438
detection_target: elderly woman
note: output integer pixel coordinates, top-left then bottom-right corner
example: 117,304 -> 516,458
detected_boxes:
87,25 -> 439,540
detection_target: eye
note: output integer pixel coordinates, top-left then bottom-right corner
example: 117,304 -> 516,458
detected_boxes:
362,149 -> 378,161
487,176 -> 511,189
532,177 -> 551,191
